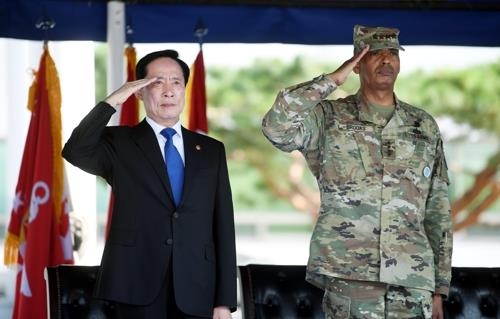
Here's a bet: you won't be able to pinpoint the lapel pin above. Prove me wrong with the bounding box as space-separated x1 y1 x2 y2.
196 145 201 151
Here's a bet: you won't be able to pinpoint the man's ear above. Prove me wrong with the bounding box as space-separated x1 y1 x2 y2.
134 90 143 100
353 62 361 74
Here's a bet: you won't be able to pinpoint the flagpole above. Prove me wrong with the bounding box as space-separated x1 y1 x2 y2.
105 20 139 239
107 1 125 126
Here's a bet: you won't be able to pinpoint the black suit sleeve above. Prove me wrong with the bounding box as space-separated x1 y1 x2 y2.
62 102 116 179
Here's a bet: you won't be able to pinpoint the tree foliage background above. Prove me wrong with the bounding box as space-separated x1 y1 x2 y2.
95 45 500 230
205 55 500 230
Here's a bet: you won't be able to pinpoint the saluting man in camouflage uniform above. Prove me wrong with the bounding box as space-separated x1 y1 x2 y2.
262 25 453 319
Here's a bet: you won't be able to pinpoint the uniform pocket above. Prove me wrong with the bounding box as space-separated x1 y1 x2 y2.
398 138 435 205
324 126 367 184
386 286 433 319
322 288 351 319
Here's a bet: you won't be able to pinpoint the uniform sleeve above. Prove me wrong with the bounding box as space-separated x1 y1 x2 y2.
261 74 337 153
424 138 453 297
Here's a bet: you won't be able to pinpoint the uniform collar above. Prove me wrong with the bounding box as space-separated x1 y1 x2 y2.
355 90 407 127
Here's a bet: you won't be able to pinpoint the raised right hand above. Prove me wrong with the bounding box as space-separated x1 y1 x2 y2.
327 45 369 86
104 77 158 108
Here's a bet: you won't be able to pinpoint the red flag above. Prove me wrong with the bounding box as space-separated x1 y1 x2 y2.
106 45 139 238
119 45 139 126
4 44 73 319
185 48 208 133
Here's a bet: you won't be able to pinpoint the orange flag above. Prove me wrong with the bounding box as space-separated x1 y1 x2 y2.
4 43 73 319
106 45 139 238
185 47 208 133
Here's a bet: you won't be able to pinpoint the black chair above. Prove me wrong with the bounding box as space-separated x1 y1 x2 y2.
238 264 324 319
444 267 500 319
44 264 117 319
46 264 500 319
238 264 500 319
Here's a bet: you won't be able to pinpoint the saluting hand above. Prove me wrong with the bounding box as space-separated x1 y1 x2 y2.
327 45 370 86
104 77 158 108
213 306 232 319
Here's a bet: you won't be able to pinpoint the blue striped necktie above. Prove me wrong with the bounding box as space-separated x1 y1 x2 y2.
160 128 184 206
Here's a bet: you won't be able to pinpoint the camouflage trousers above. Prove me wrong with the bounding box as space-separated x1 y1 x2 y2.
322 278 433 319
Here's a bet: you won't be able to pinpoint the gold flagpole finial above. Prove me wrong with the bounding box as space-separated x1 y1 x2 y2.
35 7 56 45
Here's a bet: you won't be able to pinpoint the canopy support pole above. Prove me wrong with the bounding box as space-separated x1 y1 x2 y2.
106 1 126 125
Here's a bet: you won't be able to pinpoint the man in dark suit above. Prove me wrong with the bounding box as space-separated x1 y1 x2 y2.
62 49 237 319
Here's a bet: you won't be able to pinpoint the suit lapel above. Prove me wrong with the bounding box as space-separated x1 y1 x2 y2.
181 127 204 205
130 120 174 206
129 123 206 208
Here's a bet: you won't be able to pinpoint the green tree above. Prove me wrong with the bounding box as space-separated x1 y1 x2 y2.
206 56 500 230
396 61 500 135
207 57 359 215
94 44 107 103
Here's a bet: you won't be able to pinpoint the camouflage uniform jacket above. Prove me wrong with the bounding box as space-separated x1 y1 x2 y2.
262 74 453 296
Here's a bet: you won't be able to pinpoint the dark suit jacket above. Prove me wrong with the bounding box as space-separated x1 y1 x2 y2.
62 102 237 317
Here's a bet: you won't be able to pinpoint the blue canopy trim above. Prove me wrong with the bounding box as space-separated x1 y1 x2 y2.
0 1 499 46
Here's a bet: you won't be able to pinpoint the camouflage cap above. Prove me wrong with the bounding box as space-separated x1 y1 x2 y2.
353 24 405 54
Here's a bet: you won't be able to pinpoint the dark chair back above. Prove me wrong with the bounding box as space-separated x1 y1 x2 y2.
44 265 118 319
46 264 500 318
238 264 500 319
444 267 500 319
238 264 324 319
